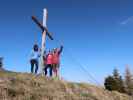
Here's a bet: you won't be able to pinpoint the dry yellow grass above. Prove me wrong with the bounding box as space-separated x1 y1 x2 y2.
0 71 132 100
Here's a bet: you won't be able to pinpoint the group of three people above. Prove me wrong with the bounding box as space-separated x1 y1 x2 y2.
30 44 63 78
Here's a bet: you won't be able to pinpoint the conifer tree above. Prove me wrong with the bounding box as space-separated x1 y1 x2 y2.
118 76 126 93
124 66 133 95
104 76 116 91
104 68 125 93
112 68 121 91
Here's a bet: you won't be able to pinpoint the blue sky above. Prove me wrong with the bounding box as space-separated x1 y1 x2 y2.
0 0 133 85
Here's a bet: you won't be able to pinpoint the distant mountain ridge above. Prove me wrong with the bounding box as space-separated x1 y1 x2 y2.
0 71 132 100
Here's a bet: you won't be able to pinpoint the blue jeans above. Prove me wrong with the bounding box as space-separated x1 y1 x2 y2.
30 59 38 74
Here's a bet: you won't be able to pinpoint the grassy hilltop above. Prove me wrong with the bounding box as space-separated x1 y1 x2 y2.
0 71 132 100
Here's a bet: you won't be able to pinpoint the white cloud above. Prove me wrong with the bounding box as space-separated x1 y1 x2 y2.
121 16 133 25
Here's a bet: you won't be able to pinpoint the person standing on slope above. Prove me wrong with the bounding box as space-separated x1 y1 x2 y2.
30 44 40 74
52 45 63 78
45 50 53 77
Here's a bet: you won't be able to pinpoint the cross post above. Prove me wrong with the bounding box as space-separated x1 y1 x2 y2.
31 8 54 74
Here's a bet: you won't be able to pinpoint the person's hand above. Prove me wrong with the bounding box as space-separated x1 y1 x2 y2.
61 45 63 48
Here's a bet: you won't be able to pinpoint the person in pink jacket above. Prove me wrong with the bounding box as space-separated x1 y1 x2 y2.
44 50 53 77
52 45 63 77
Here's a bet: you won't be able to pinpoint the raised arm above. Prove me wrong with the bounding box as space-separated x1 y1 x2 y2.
58 45 63 55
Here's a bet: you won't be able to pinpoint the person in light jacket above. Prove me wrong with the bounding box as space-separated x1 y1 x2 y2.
30 44 40 74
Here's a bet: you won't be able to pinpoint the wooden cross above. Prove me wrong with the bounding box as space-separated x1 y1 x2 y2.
31 8 53 74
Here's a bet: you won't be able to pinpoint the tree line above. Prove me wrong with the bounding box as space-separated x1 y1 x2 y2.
104 65 133 96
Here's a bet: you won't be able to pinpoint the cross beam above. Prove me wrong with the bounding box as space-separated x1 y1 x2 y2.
31 9 54 74
31 16 54 40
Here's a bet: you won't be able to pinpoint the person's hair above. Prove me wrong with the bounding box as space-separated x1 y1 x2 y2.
53 48 57 52
33 44 39 51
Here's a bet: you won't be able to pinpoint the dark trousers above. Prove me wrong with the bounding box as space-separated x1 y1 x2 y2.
30 59 38 74
44 64 53 77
